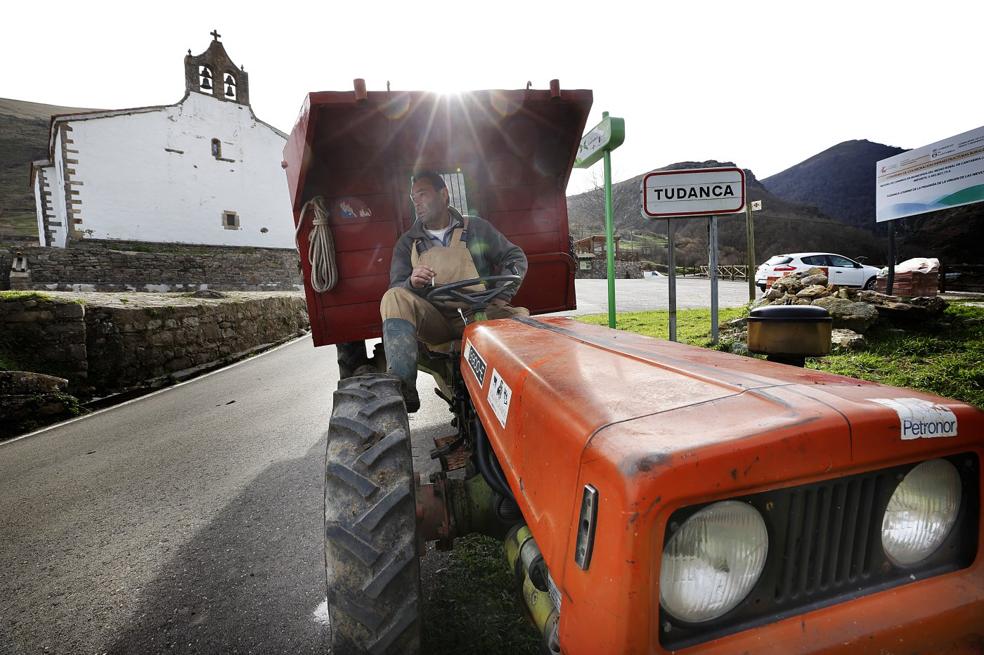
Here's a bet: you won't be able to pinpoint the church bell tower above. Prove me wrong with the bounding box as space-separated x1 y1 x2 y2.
184 30 250 106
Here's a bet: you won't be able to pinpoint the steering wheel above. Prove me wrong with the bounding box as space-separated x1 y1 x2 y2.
424 274 522 308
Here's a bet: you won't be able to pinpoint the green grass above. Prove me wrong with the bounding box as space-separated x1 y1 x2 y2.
815 303 984 408
0 290 53 302
423 535 540 654
577 303 984 409
578 306 748 346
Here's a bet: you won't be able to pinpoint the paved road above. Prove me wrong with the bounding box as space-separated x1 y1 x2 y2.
0 278 753 653
559 277 758 315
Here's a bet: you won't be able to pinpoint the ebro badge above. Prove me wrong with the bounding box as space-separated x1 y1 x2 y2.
464 340 487 385
487 369 512 428
872 398 959 440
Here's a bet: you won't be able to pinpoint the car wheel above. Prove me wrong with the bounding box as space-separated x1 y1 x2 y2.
863 277 877 290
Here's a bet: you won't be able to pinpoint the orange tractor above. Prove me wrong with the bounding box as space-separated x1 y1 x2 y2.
283 82 984 654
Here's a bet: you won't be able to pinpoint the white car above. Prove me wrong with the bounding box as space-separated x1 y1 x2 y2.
755 252 880 291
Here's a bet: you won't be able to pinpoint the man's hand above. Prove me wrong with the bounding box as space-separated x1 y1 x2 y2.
409 265 436 289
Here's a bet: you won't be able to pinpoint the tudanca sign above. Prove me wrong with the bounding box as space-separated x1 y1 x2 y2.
642 167 746 218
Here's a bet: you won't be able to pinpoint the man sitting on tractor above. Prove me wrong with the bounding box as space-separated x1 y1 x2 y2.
380 171 529 412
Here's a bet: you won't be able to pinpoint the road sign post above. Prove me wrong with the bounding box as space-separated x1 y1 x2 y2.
641 167 746 344
746 199 762 301
575 112 625 328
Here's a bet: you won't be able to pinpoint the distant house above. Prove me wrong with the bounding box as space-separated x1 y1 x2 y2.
30 33 291 249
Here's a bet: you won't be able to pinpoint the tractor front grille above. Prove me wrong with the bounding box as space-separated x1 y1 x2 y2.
660 454 979 650
775 475 881 603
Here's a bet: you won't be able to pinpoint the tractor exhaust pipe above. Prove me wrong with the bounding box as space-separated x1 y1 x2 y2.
505 525 561 654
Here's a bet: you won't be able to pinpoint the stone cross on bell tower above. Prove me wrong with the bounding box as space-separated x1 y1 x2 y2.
184 31 250 105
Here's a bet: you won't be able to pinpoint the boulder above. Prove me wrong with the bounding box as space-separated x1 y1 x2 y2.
813 297 879 333
831 329 866 352
775 276 804 293
764 287 784 300
796 285 829 299
800 273 829 287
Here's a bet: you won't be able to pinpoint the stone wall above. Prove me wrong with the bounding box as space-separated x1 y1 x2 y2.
0 293 89 393
575 258 644 279
0 291 308 398
84 294 308 392
0 239 302 292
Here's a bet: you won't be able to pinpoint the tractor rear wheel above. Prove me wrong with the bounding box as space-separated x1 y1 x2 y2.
324 374 421 654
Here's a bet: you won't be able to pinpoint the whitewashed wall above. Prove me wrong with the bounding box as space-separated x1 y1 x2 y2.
63 93 292 248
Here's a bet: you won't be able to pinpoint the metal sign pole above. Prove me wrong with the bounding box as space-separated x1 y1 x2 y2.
745 202 756 301
887 222 896 295
667 219 677 341
573 111 625 329
709 215 719 344
603 145 617 328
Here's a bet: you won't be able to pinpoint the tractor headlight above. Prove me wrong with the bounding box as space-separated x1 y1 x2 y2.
659 500 768 623
882 459 962 567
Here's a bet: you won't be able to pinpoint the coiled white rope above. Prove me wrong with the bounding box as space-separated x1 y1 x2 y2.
296 196 338 293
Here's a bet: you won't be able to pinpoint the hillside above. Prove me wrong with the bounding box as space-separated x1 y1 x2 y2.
567 161 887 268
762 140 905 228
0 98 96 237
762 139 984 264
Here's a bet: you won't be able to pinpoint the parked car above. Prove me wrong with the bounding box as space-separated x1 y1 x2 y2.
755 252 880 291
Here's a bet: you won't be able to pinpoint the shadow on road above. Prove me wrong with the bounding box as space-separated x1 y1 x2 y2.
105 438 331 654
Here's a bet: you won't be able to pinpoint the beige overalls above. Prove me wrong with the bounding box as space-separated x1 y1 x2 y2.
380 217 529 347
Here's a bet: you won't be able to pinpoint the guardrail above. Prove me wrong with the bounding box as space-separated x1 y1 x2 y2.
698 265 748 280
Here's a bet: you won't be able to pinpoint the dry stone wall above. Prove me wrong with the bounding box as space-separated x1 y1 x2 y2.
0 293 89 393
0 291 308 398
84 294 308 392
0 239 302 292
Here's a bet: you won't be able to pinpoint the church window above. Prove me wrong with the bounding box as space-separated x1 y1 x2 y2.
198 65 214 93
223 211 240 229
224 72 238 101
211 139 222 158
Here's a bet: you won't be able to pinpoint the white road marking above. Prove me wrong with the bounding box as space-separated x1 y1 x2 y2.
312 598 331 627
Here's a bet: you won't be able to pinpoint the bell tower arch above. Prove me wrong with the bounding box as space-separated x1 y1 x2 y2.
183 30 250 105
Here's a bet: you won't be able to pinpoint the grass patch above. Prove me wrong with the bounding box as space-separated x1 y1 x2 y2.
423 534 540 654
578 306 748 347
815 303 984 409
0 290 53 302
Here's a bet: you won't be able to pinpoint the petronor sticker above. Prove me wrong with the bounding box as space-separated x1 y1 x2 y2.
871 398 958 440
464 340 487 385
487 369 512 428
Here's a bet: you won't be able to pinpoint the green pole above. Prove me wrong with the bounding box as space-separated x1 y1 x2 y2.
603 145 616 328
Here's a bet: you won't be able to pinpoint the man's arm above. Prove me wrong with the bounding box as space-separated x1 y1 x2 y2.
469 217 528 300
389 234 424 294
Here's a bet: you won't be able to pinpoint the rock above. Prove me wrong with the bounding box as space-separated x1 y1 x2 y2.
192 289 226 299
726 317 748 328
831 329 866 352
775 276 803 293
812 297 879 333
764 287 783 300
0 371 68 395
796 285 828 299
800 273 829 287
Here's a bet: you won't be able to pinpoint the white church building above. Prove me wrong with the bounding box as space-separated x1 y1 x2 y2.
31 33 292 249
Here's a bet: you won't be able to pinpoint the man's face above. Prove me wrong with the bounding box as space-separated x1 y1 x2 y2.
411 178 449 228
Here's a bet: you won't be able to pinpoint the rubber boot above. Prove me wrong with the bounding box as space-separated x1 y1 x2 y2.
382 318 420 413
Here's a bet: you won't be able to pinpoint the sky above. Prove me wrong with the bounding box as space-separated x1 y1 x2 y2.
4 0 981 195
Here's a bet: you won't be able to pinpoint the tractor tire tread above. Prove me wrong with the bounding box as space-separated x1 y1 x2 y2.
325 373 420 655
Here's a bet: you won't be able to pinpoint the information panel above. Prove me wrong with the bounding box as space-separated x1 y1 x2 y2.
876 124 984 222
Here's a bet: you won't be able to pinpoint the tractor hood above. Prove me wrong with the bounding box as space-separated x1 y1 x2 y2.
460 316 984 585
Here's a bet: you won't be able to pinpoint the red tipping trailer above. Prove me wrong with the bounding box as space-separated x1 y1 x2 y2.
282 82 592 346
